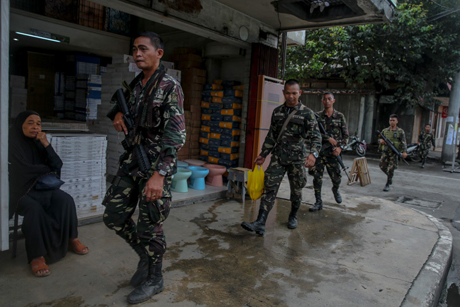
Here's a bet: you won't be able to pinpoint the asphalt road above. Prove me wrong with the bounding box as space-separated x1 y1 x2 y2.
333 152 460 307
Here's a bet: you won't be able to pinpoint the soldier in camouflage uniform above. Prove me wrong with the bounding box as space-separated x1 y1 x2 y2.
241 79 321 235
102 32 186 304
418 124 436 168
308 92 349 211
379 114 407 192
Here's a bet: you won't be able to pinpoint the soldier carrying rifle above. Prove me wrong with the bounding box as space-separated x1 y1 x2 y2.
378 114 408 192
102 32 186 304
308 92 349 211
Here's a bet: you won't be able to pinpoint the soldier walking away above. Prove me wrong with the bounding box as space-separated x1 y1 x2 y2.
102 32 186 304
418 124 436 168
241 79 321 235
308 92 349 211
379 114 407 192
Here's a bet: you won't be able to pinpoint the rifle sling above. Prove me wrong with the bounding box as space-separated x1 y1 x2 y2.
276 104 307 144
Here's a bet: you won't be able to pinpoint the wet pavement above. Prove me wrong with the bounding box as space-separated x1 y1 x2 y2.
0 179 451 307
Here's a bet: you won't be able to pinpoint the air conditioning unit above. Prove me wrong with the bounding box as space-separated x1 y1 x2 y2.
204 42 245 59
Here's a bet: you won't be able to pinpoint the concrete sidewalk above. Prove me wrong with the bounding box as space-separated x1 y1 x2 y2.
0 184 452 307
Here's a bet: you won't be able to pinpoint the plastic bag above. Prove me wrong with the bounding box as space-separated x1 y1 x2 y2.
247 166 265 201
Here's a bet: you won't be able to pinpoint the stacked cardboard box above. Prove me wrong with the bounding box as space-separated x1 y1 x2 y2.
9 75 27 118
88 54 138 176
49 133 107 218
199 80 243 168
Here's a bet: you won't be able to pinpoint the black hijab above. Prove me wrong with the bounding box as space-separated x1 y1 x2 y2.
9 111 51 218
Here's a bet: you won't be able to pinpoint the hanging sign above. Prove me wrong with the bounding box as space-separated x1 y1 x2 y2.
442 106 448 118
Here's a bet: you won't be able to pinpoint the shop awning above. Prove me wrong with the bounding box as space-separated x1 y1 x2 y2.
217 0 396 32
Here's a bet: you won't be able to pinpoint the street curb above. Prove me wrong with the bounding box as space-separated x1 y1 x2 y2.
400 210 453 307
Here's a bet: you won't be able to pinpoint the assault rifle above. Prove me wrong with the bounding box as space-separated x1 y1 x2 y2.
114 88 151 176
376 130 409 165
314 113 351 181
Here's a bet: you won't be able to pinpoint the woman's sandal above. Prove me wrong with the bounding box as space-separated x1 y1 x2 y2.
68 239 89 255
31 256 50 277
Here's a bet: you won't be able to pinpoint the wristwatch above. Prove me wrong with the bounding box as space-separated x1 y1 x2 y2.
158 170 167 176
311 152 319 158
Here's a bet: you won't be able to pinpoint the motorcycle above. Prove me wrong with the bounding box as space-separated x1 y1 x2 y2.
344 135 367 156
406 143 421 162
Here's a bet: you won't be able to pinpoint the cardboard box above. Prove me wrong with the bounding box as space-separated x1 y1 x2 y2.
163 61 175 70
190 134 200 142
190 105 201 114
183 90 202 100
178 59 202 69
182 68 206 78
191 119 201 128
112 54 134 64
182 83 204 92
167 69 181 83
182 75 206 85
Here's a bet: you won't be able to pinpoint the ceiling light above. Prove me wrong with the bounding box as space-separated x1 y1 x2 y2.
15 32 60 43
13 38 18 41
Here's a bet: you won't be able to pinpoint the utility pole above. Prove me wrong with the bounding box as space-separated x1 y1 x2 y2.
442 71 460 163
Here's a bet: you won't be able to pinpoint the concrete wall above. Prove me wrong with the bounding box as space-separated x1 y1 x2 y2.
0 0 9 251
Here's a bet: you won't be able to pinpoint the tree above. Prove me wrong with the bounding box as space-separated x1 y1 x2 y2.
284 0 460 108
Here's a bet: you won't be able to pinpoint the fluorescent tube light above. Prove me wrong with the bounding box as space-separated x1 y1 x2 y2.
15 32 60 43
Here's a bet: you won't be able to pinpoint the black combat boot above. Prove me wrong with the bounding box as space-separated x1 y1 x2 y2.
127 261 164 304
421 159 425 168
130 244 150 288
332 187 342 204
309 192 323 212
383 178 390 192
241 209 269 236
287 205 300 229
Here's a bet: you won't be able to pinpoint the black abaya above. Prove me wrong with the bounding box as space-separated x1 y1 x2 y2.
16 189 78 263
9 111 79 263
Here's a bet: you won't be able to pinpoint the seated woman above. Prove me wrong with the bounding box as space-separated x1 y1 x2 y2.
9 111 89 277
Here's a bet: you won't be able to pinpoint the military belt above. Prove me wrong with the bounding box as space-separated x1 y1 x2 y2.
111 176 135 188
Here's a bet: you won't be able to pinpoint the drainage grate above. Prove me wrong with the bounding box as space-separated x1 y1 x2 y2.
396 196 441 209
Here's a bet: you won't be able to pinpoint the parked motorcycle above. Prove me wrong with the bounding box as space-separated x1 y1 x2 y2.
406 143 421 162
344 135 367 156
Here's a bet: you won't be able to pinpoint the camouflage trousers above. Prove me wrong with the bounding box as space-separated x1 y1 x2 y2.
260 156 307 212
419 147 430 160
102 175 172 264
379 151 399 180
308 152 341 194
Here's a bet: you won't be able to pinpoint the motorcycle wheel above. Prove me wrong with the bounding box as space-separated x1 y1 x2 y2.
355 144 366 156
408 151 421 162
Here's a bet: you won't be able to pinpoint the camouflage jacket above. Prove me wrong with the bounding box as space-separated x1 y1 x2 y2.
379 127 407 153
418 132 435 150
260 102 322 165
108 69 186 178
317 109 349 153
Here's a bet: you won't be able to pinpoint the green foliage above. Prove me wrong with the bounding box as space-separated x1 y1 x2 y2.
284 0 460 107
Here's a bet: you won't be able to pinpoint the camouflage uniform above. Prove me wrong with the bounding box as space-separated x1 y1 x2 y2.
259 103 322 212
308 110 348 195
103 65 186 264
418 132 435 161
379 127 407 180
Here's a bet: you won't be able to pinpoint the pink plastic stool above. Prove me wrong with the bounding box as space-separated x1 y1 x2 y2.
204 164 227 187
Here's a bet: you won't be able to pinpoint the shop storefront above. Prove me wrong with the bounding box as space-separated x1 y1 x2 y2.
0 0 396 251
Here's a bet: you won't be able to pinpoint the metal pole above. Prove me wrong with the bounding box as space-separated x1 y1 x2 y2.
280 32 287 80
442 71 460 163
0 0 10 251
